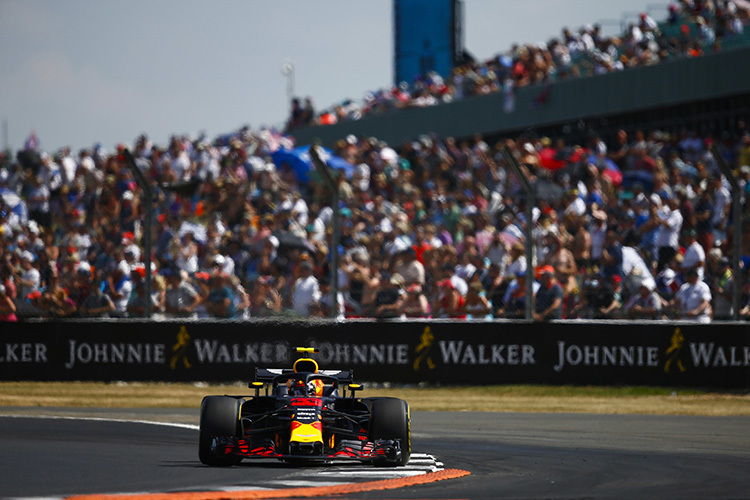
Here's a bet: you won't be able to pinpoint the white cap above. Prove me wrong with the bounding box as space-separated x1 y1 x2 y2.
122 190 134 201
21 250 35 262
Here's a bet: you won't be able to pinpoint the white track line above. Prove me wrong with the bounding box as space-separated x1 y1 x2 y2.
0 414 199 430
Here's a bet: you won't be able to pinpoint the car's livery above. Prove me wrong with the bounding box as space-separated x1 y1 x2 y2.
199 347 411 466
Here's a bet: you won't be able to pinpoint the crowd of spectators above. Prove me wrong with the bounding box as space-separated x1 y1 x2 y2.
2 122 750 323
2 1 750 324
287 0 749 130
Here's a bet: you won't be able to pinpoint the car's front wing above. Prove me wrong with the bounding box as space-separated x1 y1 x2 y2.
211 436 403 463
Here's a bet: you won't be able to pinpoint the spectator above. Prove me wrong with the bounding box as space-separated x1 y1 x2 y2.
248 276 282 317
671 268 712 322
605 274 625 318
694 186 715 253
497 269 538 318
191 272 212 318
738 274 750 320
104 267 132 316
655 194 683 272
373 273 406 319
36 273 76 318
681 229 706 280
79 279 116 318
230 274 251 319
205 273 236 319
462 281 493 320
175 231 200 275
710 256 734 319
163 268 200 318
291 262 320 317
432 277 466 319
709 176 731 246
533 265 564 321
127 279 155 318
402 283 431 318
505 242 527 280
600 228 624 280
391 247 425 287
570 273 611 319
318 275 345 319
0 284 17 321
14 250 40 300
624 281 664 319
542 228 578 298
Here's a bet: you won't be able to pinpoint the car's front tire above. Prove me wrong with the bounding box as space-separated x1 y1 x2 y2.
368 397 411 466
199 396 243 466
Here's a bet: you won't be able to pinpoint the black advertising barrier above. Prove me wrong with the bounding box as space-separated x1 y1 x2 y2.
1 320 749 388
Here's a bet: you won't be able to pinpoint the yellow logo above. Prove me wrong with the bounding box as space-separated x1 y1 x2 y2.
170 326 192 370
664 327 686 373
413 326 436 371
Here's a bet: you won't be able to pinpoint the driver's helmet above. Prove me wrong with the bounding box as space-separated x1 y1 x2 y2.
287 378 325 396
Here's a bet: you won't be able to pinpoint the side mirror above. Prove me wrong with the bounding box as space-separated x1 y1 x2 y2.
250 381 264 397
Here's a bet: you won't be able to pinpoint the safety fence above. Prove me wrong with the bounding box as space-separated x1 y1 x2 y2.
2 319 749 388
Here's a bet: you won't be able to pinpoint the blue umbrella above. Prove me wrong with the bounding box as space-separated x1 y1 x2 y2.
271 145 353 183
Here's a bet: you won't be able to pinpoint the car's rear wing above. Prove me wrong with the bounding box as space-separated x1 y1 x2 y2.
254 367 354 384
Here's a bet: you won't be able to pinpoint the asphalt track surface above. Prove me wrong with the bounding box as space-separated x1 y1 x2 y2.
1 409 750 499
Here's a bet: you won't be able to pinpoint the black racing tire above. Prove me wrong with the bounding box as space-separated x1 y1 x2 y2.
368 397 411 466
199 396 243 466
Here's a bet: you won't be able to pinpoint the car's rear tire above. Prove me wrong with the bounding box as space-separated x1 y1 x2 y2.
199 396 243 466
368 397 410 466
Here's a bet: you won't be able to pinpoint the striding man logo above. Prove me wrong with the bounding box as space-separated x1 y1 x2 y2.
170 326 192 370
664 327 686 373
413 326 436 371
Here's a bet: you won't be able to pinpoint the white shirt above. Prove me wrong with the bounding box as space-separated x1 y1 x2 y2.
112 279 133 313
624 291 662 313
675 280 712 323
656 208 683 249
19 267 40 298
589 222 607 260
354 163 370 191
503 279 541 305
39 163 62 192
79 156 96 172
681 241 706 280
27 184 50 213
622 246 655 285
292 275 321 316
450 275 468 297
505 257 527 279
60 155 77 186
712 185 731 226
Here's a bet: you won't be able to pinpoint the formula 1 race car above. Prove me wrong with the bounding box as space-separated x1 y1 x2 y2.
198 347 410 467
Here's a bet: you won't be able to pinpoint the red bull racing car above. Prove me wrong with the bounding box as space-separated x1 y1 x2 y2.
198 348 411 467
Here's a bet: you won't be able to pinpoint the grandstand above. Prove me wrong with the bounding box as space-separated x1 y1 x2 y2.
290 1 750 148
